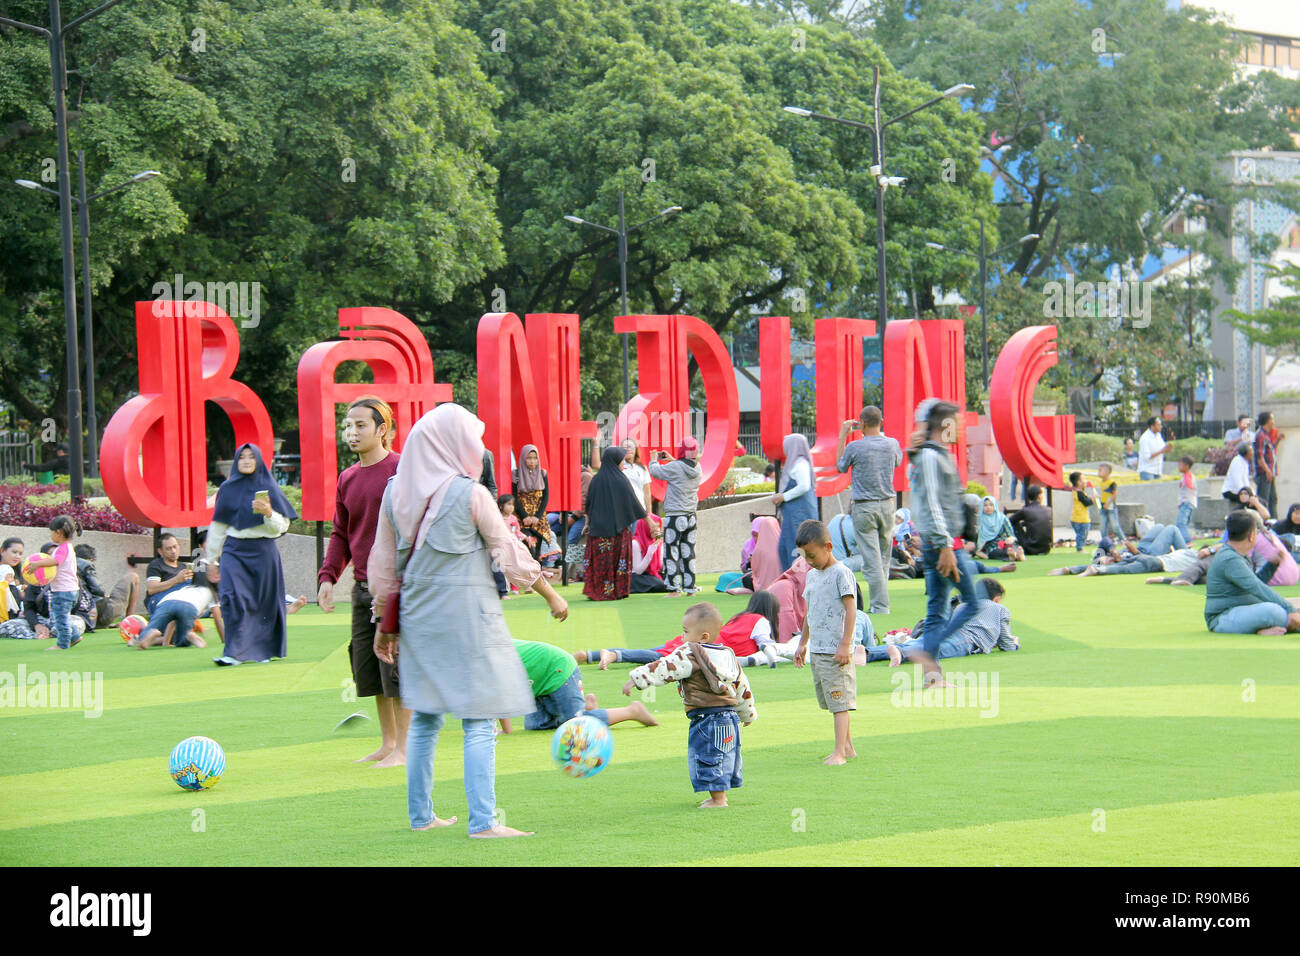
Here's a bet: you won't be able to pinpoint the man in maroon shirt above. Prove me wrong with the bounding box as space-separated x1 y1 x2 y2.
317 397 407 767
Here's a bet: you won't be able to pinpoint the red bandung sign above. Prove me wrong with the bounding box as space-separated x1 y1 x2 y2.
100 302 1074 526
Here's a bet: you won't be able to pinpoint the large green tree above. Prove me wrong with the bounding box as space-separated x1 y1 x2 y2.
1 0 503 437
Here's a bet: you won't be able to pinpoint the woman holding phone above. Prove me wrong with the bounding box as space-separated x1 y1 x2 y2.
205 443 298 665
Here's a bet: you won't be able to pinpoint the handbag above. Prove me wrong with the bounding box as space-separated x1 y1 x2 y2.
378 497 431 636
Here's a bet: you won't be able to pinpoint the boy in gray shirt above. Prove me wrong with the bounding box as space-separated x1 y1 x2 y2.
792 519 859 765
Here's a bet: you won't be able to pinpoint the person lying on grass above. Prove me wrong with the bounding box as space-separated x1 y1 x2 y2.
1048 542 1210 579
622 602 756 808
497 639 657 734
577 590 786 669
865 578 1019 666
1204 510 1300 635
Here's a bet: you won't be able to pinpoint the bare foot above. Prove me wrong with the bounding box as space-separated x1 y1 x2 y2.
598 650 618 670
998 563 1017 573
1078 565 1099 577
412 815 457 831
666 590 687 598
886 644 902 668
288 595 308 614
845 743 857 758
1047 567 1070 576
852 645 866 666
1256 626 1287 636
469 825 534 838
354 747 392 763
697 797 728 808
188 633 207 648
823 753 847 766
628 701 659 727
373 751 406 768
1145 576 1165 584
924 678 955 689
574 650 588 663
1171 580 1191 587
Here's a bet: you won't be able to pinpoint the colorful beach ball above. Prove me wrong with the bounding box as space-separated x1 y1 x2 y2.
551 715 613 779
169 736 226 791
21 546 62 587
119 614 147 642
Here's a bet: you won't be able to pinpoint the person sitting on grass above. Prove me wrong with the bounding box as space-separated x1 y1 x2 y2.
130 563 223 649
1203 509 1300 635
867 578 1019 665
630 514 671 594
498 639 657 733
578 590 787 669
622 602 756 808
73 544 141 629
790 519 859 766
975 496 1024 562
1009 485 1053 556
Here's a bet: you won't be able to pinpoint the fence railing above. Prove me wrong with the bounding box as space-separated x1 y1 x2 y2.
0 430 35 481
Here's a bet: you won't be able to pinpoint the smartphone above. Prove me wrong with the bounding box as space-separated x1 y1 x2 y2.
254 490 270 500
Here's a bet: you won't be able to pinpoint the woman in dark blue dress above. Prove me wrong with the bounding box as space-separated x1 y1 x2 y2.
204 444 297 665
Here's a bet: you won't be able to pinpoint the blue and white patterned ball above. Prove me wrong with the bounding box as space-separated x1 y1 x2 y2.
169 736 226 791
551 715 613 779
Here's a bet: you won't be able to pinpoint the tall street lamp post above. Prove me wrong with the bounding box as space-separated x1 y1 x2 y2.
2 0 131 501
926 226 1039 389
784 75 973 406
564 191 682 403
16 162 161 479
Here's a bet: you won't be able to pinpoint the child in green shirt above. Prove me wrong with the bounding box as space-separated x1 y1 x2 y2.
504 639 658 733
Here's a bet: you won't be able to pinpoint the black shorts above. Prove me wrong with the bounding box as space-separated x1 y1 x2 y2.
349 581 399 698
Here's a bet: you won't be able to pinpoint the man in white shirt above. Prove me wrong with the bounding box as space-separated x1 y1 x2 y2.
1224 415 1254 446
1223 443 1254 502
1137 418 1173 480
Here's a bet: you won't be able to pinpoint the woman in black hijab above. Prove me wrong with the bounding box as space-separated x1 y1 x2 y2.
582 445 647 601
204 443 298 664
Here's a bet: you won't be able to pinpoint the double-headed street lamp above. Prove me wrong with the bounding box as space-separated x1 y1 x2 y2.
564 190 682 403
16 161 161 479
926 225 1039 389
2 0 131 501
785 72 973 406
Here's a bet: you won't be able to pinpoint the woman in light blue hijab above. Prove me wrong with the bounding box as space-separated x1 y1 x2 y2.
975 495 1023 561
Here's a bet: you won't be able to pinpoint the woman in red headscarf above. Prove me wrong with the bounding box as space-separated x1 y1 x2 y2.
630 515 671 593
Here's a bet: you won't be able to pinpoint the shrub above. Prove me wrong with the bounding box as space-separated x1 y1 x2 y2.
1175 437 1220 464
965 481 988 498
734 454 768 472
1072 433 1124 463
1204 444 1236 477
0 483 147 534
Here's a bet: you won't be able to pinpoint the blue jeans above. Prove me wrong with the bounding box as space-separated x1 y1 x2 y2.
1009 475 1022 501
586 647 662 664
1137 524 1186 555
919 544 980 657
866 632 971 662
49 590 77 649
406 712 498 833
1071 521 1090 550
687 708 743 792
1211 603 1289 634
1175 502 1195 542
146 600 200 647
524 669 607 730
1099 508 1122 541
1139 471 1160 481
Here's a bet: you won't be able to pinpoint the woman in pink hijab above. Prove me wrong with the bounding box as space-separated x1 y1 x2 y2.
370 404 568 838
726 516 779 595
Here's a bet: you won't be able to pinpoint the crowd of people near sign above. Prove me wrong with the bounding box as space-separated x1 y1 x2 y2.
4 396 1296 831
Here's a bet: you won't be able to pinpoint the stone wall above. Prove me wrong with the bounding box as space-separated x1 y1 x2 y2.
0 524 349 600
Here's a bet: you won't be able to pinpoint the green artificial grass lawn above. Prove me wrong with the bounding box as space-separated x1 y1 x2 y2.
2 546 1298 867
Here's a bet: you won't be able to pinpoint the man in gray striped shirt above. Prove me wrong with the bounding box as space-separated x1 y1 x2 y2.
865 578 1019 663
836 405 902 614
